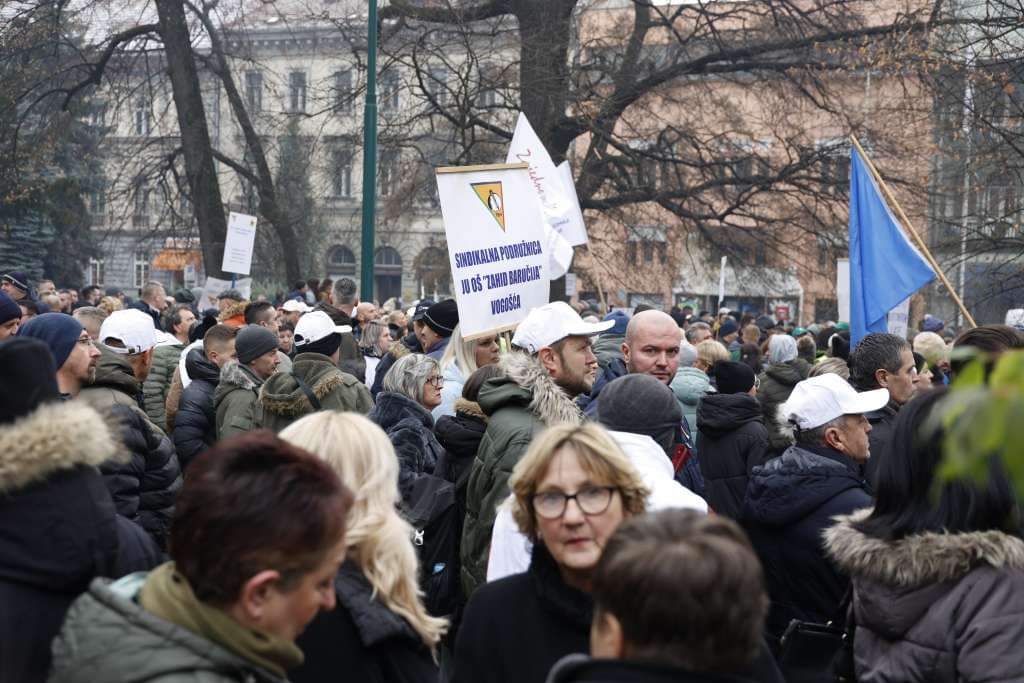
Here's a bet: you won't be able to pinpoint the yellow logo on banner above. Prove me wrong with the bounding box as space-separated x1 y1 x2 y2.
471 181 506 232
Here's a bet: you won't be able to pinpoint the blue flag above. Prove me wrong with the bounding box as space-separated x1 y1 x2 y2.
849 146 934 347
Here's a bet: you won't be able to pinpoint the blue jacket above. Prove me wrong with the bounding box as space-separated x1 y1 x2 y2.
576 358 626 417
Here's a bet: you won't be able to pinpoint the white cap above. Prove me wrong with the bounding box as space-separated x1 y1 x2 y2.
511 302 614 355
293 310 352 347
281 299 312 313
99 309 159 355
782 373 890 430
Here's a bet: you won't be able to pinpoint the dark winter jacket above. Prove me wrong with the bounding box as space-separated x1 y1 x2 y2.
371 332 421 398
545 655 758 683
435 398 488 487
755 359 811 455
368 391 446 503
128 299 162 331
312 301 366 381
257 352 373 433
826 509 1024 683
142 342 184 432
172 348 219 471
862 400 899 487
48 575 286 683
741 445 871 643
576 357 626 417
214 360 264 439
291 561 438 683
696 392 769 518
462 352 581 597
0 400 160 683
80 349 183 548
453 542 592 683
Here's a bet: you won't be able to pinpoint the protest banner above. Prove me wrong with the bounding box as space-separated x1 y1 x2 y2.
222 212 258 276
436 162 550 340
199 276 252 311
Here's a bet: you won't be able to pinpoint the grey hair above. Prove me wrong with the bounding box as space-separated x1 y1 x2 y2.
383 353 439 403
685 322 711 344
775 404 845 449
359 319 390 355
767 335 798 365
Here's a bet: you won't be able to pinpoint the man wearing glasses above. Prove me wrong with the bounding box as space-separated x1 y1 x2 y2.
16 312 101 399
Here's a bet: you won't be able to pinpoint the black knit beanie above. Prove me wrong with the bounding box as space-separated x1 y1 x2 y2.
235 326 280 364
423 299 459 337
597 374 682 453
711 360 755 394
0 337 60 424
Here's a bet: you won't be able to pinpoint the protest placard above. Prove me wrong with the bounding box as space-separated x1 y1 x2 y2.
436 162 550 340
222 212 258 276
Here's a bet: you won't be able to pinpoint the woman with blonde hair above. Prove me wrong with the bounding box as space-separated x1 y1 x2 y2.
281 412 447 683
692 338 730 374
433 323 501 419
453 423 648 683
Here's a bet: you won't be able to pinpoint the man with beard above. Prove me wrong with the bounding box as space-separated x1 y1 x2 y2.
461 302 613 596
17 313 101 398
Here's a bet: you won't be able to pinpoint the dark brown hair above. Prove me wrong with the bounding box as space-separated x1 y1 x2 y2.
203 323 238 352
170 431 352 605
592 510 768 674
461 364 503 402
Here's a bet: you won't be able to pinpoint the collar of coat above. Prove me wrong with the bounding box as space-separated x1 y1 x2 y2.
499 351 582 425
454 398 486 421
219 360 262 391
0 400 121 494
258 353 346 416
825 507 1024 587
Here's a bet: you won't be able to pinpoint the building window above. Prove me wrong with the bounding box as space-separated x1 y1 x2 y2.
335 69 353 112
379 148 399 197
426 66 448 105
326 245 356 279
245 71 263 112
380 70 399 111
627 226 667 265
133 183 151 228
133 251 150 288
331 148 353 198
476 63 499 108
374 246 403 302
87 186 106 225
87 101 106 128
89 258 105 286
133 95 151 136
288 71 307 113
415 246 451 297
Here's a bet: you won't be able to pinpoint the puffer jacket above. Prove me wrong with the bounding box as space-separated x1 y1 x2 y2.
172 348 220 471
214 360 264 440
371 332 421 398
696 392 769 518
0 400 160 683
80 348 182 548
826 509 1024 683
755 359 810 455
48 575 286 683
741 445 870 643
575 357 626 417
461 352 581 598
368 391 446 503
312 301 366 381
671 366 711 445
142 341 184 432
257 352 373 433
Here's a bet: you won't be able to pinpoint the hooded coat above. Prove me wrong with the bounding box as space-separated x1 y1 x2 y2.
214 360 264 439
291 561 438 683
79 349 183 548
461 352 582 597
671 366 712 444
696 393 769 518
755 359 811 455
257 352 373 433
0 401 160 683
591 332 625 370
825 509 1024 683
368 391 446 502
142 341 184 432
172 347 220 470
741 445 871 642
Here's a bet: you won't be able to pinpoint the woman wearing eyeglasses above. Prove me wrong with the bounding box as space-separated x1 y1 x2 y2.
451 423 649 683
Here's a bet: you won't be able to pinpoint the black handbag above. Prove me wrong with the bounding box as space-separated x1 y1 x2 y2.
776 589 856 683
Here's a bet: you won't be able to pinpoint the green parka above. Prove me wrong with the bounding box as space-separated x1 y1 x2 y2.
142 342 184 432
256 352 373 433
214 361 264 440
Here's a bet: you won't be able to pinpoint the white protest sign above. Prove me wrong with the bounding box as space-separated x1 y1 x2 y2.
436 162 550 340
199 275 252 311
887 297 911 339
837 258 850 322
507 113 588 247
718 256 727 306
222 212 258 275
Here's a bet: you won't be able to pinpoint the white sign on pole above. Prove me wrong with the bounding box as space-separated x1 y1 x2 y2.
565 273 578 297
436 163 550 340
222 212 258 275
199 276 253 311
837 258 850 322
507 113 588 247
718 256 727 307
887 297 911 339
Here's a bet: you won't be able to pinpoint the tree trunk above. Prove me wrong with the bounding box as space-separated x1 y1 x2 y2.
155 0 229 280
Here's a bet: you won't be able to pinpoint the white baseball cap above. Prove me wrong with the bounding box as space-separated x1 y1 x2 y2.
99 309 159 355
293 310 352 347
281 299 313 313
782 373 890 431
511 302 614 355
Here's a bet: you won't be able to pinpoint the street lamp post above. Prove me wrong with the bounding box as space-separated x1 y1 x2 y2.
360 0 378 300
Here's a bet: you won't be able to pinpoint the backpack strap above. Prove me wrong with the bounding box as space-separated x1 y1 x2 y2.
292 373 321 411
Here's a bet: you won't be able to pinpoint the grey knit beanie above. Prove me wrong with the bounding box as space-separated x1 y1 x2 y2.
236 325 280 364
597 374 682 453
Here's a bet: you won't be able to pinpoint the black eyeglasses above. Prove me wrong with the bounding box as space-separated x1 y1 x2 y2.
532 486 616 520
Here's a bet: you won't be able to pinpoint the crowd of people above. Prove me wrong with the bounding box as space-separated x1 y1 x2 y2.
2 266 1024 683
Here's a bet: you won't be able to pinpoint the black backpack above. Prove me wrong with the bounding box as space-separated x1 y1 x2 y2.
403 474 463 617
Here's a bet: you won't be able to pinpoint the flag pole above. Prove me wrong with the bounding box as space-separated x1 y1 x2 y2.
849 135 977 329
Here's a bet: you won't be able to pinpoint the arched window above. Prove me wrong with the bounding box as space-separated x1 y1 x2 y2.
415 246 451 298
374 246 403 302
326 245 356 279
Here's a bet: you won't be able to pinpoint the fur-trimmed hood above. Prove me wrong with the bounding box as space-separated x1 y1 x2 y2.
258 353 348 416
216 300 248 325
478 352 581 426
213 360 262 406
0 400 120 494
454 398 486 421
825 507 1024 587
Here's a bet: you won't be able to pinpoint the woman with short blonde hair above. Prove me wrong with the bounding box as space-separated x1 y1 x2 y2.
281 412 447 683
693 339 730 373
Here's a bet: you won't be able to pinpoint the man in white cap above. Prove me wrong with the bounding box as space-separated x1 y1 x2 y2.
740 373 888 647
461 301 613 597
79 309 182 549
